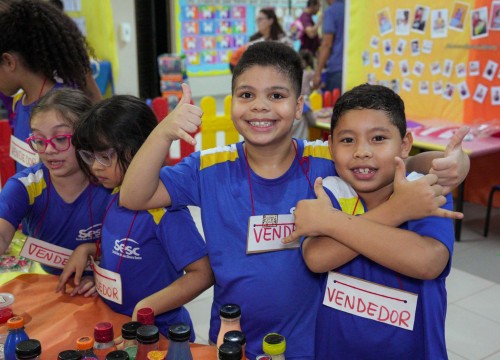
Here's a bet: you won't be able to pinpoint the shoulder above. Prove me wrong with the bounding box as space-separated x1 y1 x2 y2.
322 176 364 214
12 164 47 205
199 143 240 170
302 140 332 160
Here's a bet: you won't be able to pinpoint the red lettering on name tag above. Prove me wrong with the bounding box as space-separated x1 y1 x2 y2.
253 223 295 243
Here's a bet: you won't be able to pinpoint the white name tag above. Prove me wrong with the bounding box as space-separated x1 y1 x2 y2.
246 214 299 254
323 272 418 331
20 236 91 270
91 257 123 305
10 135 39 167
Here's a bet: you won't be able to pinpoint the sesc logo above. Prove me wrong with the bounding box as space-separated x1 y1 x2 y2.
112 238 142 260
77 224 102 241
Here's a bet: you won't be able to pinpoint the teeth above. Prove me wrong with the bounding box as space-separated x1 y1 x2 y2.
355 168 373 174
249 121 272 127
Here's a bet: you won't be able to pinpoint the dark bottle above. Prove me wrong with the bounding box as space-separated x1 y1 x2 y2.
135 325 159 360
165 323 192 360
14 339 41 360
121 321 142 360
218 342 242 360
58 350 83 360
216 304 241 349
223 330 246 357
105 350 130 360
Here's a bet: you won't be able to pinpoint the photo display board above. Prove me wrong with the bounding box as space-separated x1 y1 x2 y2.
345 0 500 124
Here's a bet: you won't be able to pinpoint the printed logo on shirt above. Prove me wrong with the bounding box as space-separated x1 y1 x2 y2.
112 238 142 260
76 224 102 241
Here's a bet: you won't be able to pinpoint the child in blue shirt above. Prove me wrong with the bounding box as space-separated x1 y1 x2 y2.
56 95 213 340
285 84 455 359
0 89 110 292
120 42 468 359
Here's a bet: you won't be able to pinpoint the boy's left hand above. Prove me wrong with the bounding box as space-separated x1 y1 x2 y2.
430 126 470 194
283 177 336 244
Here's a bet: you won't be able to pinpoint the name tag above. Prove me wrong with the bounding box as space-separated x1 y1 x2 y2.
20 236 90 270
91 257 123 305
10 135 39 167
323 272 418 331
246 214 299 254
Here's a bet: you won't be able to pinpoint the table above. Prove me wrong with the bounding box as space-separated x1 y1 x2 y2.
0 274 217 359
313 115 500 241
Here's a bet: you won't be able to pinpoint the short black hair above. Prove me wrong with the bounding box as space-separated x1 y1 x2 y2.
232 41 303 98
331 84 407 138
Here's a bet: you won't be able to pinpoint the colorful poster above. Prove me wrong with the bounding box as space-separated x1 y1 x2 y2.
345 0 500 124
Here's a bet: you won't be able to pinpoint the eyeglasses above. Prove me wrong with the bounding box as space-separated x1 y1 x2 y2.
256 16 268 22
78 149 116 167
26 134 73 154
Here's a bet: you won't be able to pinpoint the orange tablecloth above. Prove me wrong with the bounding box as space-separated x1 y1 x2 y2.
0 274 217 359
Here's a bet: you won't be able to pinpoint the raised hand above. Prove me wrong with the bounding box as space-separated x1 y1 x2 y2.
282 177 336 244
159 83 203 145
430 126 470 194
392 157 463 220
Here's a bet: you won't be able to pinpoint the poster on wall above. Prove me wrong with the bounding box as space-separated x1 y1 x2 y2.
345 0 500 125
174 0 308 76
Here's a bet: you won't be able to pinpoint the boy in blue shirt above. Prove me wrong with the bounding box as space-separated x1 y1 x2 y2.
285 84 455 359
121 42 467 359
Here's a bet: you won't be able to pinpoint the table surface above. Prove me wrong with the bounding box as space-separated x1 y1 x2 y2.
0 274 217 359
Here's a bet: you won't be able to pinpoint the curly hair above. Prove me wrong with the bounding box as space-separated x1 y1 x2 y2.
0 0 92 89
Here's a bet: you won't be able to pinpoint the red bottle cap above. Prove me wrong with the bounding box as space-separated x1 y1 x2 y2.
0 308 13 324
137 307 154 325
94 322 114 343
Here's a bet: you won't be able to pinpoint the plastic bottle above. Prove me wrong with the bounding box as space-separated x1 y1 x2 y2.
121 322 142 360
136 308 155 326
58 350 82 360
76 336 98 360
135 326 159 360
216 304 241 349
218 343 242 360
165 324 192 360
262 333 286 360
223 330 246 358
14 339 41 360
4 316 29 360
105 350 129 360
93 323 117 360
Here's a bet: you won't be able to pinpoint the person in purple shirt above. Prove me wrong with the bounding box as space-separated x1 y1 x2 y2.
298 0 322 56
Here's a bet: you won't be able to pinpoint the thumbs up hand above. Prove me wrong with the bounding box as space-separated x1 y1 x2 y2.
159 83 203 145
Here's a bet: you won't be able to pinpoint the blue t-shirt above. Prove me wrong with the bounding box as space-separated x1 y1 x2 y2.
160 140 336 360
98 191 207 341
323 0 345 74
314 176 454 360
0 163 110 274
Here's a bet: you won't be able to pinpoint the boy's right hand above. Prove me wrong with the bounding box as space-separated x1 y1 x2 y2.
56 243 95 297
392 157 464 221
159 83 203 145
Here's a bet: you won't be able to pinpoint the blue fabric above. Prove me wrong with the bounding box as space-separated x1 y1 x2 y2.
160 140 337 360
99 192 207 341
315 176 454 360
0 163 111 274
322 0 345 74
92 60 114 95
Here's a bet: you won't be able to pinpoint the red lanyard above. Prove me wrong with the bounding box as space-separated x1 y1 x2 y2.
34 174 94 240
243 141 313 216
96 193 138 272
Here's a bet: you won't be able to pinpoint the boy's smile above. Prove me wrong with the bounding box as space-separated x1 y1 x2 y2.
231 65 303 150
329 109 412 208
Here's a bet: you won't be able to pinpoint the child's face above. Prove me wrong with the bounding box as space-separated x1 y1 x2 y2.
232 65 303 149
89 149 123 189
328 109 412 203
30 110 80 178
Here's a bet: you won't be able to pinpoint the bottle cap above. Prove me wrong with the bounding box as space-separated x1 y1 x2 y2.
0 307 13 324
7 315 24 329
218 342 242 360
146 350 166 360
167 323 191 342
94 322 114 343
223 330 246 346
136 325 159 344
121 321 142 340
15 339 42 359
255 356 272 360
76 336 94 350
219 304 241 319
105 350 130 360
262 333 286 355
58 350 82 360
137 307 155 325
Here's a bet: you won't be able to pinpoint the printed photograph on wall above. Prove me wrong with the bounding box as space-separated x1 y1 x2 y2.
471 7 489 39
491 1 500 30
431 9 448 38
395 9 411 35
449 1 469 31
411 5 430 33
